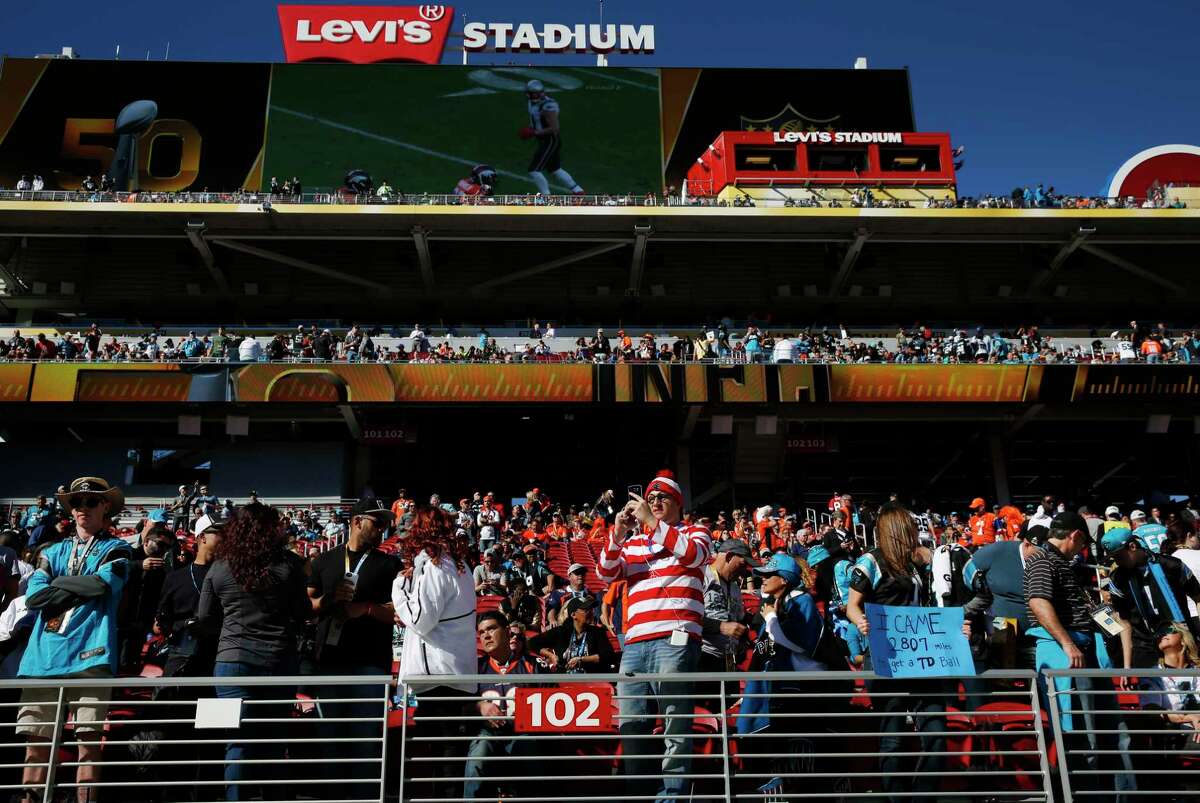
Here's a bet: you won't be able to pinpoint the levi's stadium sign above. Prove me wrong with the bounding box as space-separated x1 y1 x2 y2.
277 4 654 63
277 5 455 64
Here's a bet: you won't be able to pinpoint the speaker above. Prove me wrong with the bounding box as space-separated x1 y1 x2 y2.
711 415 733 435
225 415 249 436
755 415 778 436
178 415 201 436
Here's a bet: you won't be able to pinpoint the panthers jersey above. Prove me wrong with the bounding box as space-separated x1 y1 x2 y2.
454 178 485 197
528 95 561 132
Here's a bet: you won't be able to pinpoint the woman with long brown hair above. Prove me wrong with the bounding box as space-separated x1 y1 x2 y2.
846 505 955 803
391 505 476 798
197 502 311 801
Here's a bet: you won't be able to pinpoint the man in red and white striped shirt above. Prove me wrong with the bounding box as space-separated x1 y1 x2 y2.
599 470 711 802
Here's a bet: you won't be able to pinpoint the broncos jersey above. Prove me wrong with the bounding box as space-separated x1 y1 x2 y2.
528 95 561 133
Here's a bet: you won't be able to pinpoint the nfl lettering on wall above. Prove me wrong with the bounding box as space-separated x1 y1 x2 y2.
277 5 455 64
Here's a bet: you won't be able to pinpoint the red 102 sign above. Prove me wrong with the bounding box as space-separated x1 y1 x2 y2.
513 685 614 733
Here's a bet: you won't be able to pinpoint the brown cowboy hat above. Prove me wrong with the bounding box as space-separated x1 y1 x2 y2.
55 476 125 514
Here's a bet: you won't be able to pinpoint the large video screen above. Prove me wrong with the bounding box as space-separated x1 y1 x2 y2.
0 58 916 196
0 58 271 191
262 64 664 195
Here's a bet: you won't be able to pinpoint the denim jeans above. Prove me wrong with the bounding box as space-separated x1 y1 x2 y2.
866 678 951 803
463 728 536 800
315 662 391 801
214 657 298 802
617 637 700 802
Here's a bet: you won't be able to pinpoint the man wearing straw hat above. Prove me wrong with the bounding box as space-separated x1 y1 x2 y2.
15 476 133 803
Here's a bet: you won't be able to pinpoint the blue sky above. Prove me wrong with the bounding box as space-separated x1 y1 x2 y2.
2 0 1197 195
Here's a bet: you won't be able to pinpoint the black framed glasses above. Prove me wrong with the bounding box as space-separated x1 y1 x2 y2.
646 493 674 504
68 496 102 510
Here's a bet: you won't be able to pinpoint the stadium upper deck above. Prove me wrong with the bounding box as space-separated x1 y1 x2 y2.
0 198 1197 325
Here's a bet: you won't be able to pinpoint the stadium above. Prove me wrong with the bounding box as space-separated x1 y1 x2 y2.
0 4 1199 802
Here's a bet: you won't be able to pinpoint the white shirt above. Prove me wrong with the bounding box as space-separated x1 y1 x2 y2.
392 550 477 693
238 336 262 361
1173 549 1200 617
772 338 795 363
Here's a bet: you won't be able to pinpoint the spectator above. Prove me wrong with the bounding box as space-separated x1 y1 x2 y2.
464 611 540 801
1102 527 1200 669
16 477 133 803
197 502 311 801
738 553 834 797
391 506 476 798
700 539 756 674
500 575 541 630
966 528 1043 668
529 595 615 673
847 506 948 803
1024 511 1137 800
1145 622 1200 732
473 550 507 596
546 563 595 625
237 334 262 362
599 470 712 802
19 496 50 531
307 497 398 798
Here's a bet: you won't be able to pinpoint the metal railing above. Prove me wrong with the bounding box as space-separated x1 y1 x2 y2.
396 669 1054 802
0 674 392 803
0 188 1189 210
1043 667 1200 802
6 667 1198 801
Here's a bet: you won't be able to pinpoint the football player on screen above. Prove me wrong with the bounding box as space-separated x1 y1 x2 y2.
454 164 497 200
518 79 584 196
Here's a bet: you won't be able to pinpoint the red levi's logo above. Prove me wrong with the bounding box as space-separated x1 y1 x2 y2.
277 5 455 64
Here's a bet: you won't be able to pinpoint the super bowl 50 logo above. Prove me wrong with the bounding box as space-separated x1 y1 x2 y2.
59 118 201 192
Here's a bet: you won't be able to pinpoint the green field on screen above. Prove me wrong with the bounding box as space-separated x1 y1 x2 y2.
263 64 664 195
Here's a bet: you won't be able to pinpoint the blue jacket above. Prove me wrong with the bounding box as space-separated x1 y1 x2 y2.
19 533 132 677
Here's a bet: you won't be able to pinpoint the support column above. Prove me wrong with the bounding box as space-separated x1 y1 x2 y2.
989 427 1011 505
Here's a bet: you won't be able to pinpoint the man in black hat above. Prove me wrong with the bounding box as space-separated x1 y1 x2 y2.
306 497 398 797
1024 510 1137 799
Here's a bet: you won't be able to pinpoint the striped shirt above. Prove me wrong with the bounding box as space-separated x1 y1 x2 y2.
1023 542 1093 631
598 520 713 645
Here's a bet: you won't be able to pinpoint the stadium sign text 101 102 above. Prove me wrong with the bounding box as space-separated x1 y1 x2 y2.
513 686 614 733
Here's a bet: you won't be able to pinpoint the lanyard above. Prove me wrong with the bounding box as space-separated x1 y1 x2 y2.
189 564 202 595
345 548 370 575
67 536 100 577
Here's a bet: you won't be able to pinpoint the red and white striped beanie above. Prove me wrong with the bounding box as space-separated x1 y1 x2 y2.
646 469 683 507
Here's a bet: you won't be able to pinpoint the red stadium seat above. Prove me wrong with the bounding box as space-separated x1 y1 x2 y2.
476 594 504 613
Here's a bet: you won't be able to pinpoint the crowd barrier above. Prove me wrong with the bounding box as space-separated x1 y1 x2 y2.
0 674 392 803
0 189 1185 210
1044 668 1200 802
2 668 1196 801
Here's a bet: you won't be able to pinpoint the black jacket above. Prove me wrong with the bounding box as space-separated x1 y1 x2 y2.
197 551 310 668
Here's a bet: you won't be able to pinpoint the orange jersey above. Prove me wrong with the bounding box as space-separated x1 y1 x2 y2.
522 529 549 545
544 523 568 541
968 513 997 546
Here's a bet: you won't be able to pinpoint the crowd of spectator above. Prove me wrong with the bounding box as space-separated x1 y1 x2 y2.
0 179 1189 209
3 471 1200 801
3 320 1199 366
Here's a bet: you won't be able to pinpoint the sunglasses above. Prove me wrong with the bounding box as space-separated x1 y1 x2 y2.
69 496 102 510
646 493 674 504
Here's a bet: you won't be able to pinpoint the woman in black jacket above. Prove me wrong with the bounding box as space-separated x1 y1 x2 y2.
528 595 615 674
197 502 311 801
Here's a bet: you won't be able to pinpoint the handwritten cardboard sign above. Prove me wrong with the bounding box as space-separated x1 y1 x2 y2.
865 603 975 678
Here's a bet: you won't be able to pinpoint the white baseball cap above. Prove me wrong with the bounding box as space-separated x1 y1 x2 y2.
1130 509 1147 521
1104 505 1121 518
